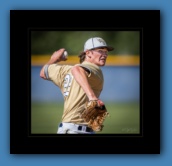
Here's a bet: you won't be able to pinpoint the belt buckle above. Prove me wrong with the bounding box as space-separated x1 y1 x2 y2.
81 125 87 132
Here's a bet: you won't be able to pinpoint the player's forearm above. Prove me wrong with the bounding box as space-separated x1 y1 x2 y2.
71 66 98 100
40 49 66 79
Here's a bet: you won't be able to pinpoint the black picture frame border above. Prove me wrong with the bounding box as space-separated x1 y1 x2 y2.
10 10 160 154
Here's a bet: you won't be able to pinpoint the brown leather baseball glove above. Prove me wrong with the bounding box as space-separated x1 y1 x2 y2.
80 100 109 132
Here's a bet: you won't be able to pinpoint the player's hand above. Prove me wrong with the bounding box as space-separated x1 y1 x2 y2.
89 98 104 107
50 48 66 63
97 99 104 106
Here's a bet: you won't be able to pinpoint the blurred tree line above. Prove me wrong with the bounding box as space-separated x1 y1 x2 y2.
31 31 140 56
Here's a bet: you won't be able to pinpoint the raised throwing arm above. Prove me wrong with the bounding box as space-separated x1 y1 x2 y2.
40 48 67 79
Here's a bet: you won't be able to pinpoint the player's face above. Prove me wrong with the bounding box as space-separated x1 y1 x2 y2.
89 48 108 66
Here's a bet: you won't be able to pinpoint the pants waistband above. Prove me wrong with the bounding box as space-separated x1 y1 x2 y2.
59 122 93 132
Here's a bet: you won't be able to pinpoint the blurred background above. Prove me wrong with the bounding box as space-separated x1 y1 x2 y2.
31 31 140 134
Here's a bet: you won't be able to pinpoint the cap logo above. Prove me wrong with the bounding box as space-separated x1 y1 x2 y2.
97 38 106 45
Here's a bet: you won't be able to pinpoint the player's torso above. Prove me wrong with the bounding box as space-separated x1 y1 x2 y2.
48 62 104 124
62 62 104 124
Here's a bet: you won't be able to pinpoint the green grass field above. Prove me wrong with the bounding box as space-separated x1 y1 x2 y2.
31 101 140 134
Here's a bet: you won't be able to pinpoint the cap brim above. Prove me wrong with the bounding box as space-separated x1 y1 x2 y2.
84 46 114 52
95 46 114 51
106 46 114 51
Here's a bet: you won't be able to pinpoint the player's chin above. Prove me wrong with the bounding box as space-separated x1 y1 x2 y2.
99 60 106 66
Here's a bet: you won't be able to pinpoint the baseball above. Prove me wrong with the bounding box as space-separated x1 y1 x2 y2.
63 51 68 59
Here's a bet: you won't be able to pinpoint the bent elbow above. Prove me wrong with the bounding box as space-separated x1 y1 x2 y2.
40 69 46 79
40 72 43 78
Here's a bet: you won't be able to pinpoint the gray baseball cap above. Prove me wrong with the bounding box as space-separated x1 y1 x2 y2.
84 37 114 52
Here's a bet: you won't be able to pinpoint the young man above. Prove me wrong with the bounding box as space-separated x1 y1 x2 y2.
40 37 114 134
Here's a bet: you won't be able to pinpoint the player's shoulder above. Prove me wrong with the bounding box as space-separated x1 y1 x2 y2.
47 64 73 75
49 64 73 69
81 61 102 72
74 63 92 74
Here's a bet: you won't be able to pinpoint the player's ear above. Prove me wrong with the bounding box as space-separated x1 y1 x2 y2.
85 50 91 59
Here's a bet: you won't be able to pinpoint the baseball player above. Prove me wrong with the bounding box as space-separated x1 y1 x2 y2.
40 37 114 134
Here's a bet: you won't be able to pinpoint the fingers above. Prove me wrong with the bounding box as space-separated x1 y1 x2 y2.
58 48 68 61
88 99 104 107
58 48 65 54
50 48 66 62
52 48 65 56
97 99 104 106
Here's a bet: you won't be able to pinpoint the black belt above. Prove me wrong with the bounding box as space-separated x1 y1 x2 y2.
59 123 93 132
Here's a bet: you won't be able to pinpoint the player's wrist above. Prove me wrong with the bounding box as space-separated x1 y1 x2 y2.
88 96 98 101
47 58 61 64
